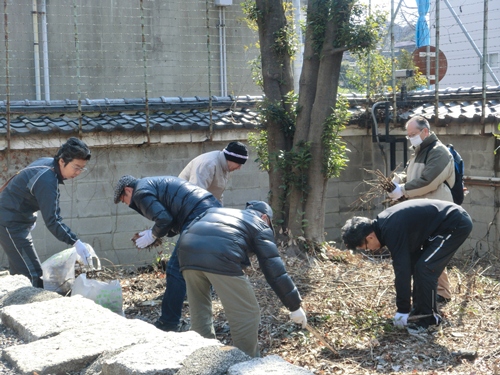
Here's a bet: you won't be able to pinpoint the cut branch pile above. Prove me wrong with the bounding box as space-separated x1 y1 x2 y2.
351 168 405 210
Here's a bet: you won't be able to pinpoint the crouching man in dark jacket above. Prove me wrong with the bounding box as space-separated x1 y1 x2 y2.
114 175 221 332
341 199 472 332
177 200 307 357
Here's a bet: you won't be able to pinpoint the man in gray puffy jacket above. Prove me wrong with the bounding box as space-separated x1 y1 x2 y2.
114 175 221 332
177 200 307 357
0 137 93 287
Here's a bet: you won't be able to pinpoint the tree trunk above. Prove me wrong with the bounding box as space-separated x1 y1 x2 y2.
286 0 323 238
255 0 294 226
303 9 346 240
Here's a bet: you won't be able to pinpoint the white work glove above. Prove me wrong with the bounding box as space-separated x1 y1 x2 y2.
290 307 307 328
388 183 403 200
391 175 401 184
393 312 409 329
74 240 91 265
135 229 156 249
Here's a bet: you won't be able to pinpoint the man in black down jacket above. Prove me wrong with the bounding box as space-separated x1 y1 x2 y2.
114 175 221 332
341 199 472 332
0 137 93 287
177 200 307 357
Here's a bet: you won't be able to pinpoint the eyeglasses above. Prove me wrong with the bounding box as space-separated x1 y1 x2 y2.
406 129 423 139
70 163 88 172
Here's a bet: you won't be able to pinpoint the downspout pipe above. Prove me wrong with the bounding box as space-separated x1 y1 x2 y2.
41 0 50 101
217 7 227 97
481 0 488 126
371 101 389 175
32 0 41 100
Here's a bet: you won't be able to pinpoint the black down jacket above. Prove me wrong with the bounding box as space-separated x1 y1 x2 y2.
178 207 302 312
128 176 215 238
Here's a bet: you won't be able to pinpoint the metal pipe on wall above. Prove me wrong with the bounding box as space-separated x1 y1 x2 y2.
434 0 440 126
390 0 397 128
41 0 50 101
481 0 488 125
464 176 500 187
218 7 227 97
32 0 41 100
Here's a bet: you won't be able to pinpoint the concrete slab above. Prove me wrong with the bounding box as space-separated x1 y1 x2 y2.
100 331 222 375
228 355 314 375
2 318 178 375
0 286 61 308
0 295 123 342
0 275 31 299
177 345 250 375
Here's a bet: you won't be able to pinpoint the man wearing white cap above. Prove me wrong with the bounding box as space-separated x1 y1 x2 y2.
179 141 248 204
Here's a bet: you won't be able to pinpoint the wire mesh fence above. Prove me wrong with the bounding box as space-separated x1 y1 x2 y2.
0 0 260 103
429 0 500 88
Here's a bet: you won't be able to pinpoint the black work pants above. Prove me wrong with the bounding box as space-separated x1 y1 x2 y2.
412 209 473 325
0 224 43 288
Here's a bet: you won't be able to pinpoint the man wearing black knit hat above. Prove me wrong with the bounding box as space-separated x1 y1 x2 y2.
179 141 248 204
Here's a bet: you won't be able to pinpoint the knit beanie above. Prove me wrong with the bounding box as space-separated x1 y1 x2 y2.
223 142 249 165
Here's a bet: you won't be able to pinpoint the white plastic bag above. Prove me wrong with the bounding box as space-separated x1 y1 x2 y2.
41 244 100 295
72 274 124 316
41 248 78 295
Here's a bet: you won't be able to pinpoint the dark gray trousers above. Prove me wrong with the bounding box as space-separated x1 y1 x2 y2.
0 224 43 287
412 210 473 325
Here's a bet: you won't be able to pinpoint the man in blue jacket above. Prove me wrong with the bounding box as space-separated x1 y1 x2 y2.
177 200 307 357
341 199 472 332
0 137 93 287
113 175 221 332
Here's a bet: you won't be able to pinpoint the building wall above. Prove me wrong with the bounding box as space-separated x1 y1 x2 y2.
429 0 500 87
0 125 497 271
0 1 260 101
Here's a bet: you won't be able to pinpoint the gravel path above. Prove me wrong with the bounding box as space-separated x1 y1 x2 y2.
0 324 23 375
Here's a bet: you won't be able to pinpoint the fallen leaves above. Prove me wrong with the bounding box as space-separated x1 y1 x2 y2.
115 243 500 374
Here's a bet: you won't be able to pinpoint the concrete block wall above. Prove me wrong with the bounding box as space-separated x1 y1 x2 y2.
0 128 498 271
0 139 269 270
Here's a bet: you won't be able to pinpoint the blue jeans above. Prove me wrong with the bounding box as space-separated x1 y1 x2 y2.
158 196 221 326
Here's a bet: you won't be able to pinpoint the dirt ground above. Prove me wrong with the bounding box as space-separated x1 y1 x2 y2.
115 244 500 375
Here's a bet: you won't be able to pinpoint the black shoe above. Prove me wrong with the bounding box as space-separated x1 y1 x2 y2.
408 312 442 333
154 319 191 332
437 295 451 304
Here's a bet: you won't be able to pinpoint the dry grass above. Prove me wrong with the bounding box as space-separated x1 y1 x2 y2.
119 245 500 375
